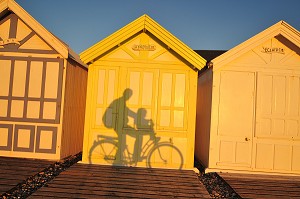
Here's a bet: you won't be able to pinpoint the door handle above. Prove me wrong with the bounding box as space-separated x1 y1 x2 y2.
245 137 250 141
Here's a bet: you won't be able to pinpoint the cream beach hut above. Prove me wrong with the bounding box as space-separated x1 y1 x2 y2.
196 21 300 175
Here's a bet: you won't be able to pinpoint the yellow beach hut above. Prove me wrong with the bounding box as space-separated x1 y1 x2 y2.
0 0 88 160
196 21 300 175
81 14 206 169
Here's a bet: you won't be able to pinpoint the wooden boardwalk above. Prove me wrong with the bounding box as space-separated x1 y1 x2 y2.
219 172 300 199
3 156 300 198
0 157 53 194
30 163 210 198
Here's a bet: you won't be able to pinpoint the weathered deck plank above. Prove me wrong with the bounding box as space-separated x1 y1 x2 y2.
219 172 300 199
30 163 210 198
0 157 53 194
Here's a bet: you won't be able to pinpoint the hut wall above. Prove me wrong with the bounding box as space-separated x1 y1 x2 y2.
60 59 88 158
195 68 213 168
0 56 65 159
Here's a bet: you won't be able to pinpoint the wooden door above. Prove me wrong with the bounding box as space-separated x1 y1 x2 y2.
86 65 189 168
118 68 158 166
119 68 189 168
86 66 121 164
255 73 300 172
216 71 255 168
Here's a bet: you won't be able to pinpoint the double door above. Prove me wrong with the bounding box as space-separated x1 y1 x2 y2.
85 64 188 167
215 71 300 173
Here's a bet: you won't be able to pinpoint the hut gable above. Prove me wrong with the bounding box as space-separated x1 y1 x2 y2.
212 21 300 71
0 0 68 58
0 12 56 53
80 14 206 70
103 32 182 63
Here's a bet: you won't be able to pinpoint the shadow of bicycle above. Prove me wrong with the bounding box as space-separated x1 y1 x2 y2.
88 89 183 169
88 133 184 170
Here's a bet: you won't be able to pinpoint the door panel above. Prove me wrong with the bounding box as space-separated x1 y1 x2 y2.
217 71 255 167
157 71 188 130
255 73 300 172
120 69 157 164
92 68 119 130
88 67 120 163
256 74 300 138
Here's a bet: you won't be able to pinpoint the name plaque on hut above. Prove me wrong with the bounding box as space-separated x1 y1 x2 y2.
132 44 156 51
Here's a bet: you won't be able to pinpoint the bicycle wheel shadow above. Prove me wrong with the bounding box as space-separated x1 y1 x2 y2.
88 88 184 170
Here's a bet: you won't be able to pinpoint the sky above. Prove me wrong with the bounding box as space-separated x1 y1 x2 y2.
15 0 300 54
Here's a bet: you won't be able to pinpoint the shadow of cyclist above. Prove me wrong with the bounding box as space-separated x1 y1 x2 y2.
100 89 157 166
89 88 182 169
102 88 136 165
132 108 157 163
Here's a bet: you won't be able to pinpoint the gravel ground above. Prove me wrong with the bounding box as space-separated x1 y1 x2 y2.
1 152 82 199
195 159 241 199
199 172 241 199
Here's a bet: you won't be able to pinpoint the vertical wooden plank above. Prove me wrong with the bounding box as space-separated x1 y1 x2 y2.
292 145 300 171
107 70 116 105
96 70 105 105
142 72 153 106
28 61 43 98
12 60 27 97
272 75 286 115
174 74 185 107
128 71 140 105
0 60 11 96
0 127 9 148
102 69 118 128
258 74 272 115
44 62 59 99
161 73 172 107
0 100 8 117
287 76 299 117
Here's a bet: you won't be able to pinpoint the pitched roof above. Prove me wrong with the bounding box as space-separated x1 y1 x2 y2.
0 0 87 68
80 14 206 70
211 20 300 69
